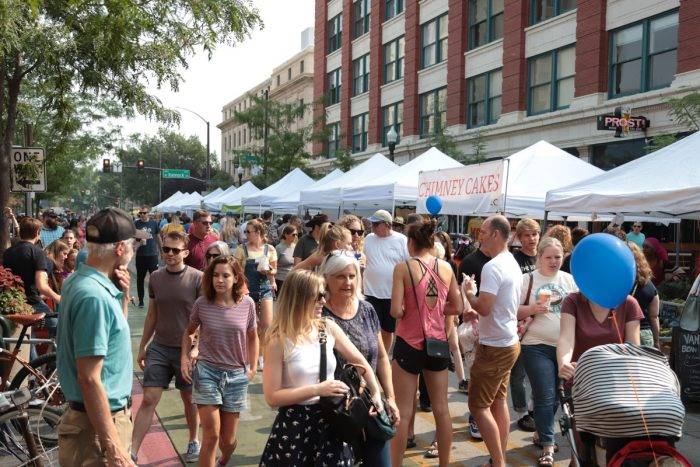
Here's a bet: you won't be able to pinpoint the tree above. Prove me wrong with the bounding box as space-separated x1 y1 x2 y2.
331 147 355 172
646 91 700 152
233 95 324 187
461 130 487 164
429 127 464 161
0 0 261 251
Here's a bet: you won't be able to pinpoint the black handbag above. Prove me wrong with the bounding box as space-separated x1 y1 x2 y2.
317 319 371 443
365 396 397 441
406 259 450 358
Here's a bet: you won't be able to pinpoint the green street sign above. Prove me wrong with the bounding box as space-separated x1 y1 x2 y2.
162 169 190 179
244 154 259 163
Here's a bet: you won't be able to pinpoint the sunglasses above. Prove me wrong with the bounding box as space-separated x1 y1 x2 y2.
348 229 364 237
317 291 326 302
206 252 221 259
162 246 184 254
199 221 213 226
139 212 148 215
634 225 642 228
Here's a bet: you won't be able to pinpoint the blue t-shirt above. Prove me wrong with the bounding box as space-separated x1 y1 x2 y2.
40 226 65 248
134 219 160 256
626 231 645 249
56 264 132 411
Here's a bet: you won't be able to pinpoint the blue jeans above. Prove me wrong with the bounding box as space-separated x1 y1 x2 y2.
521 344 558 446
357 436 390 466
509 353 528 413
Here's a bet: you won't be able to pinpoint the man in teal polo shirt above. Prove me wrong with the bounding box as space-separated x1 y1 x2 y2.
57 207 147 466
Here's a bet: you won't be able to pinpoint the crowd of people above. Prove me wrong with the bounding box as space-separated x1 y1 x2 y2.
0 203 678 466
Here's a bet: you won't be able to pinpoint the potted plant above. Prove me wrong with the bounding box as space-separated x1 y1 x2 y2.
0 266 34 331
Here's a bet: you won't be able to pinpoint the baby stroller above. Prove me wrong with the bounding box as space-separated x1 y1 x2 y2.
558 343 691 466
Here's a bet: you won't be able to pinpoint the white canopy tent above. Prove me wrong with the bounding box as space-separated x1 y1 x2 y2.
204 184 245 211
180 187 223 211
269 169 344 214
417 140 605 219
341 147 463 209
545 131 700 219
158 191 194 212
208 182 260 213
152 191 183 212
242 168 314 213
168 192 203 212
299 154 398 209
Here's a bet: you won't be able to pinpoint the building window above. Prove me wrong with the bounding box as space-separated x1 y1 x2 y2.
609 11 678 98
352 113 369 153
328 14 342 53
300 60 305 73
385 0 403 20
531 0 576 25
383 36 405 84
276 75 280 86
288 68 292 80
382 102 403 146
353 0 370 39
528 45 575 115
327 122 341 158
352 54 369 96
243 128 247 144
421 14 448 69
327 68 342 105
469 0 504 50
419 87 447 138
467 69 502 128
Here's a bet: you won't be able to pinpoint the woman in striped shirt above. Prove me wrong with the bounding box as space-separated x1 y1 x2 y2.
181 255 260 467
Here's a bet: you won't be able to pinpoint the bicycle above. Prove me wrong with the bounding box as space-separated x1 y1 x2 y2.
0 313 64 409
0 384 62 466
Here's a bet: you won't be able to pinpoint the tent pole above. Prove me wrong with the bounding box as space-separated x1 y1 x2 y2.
501 158 511 216
543 211 549 232
675 221 681 269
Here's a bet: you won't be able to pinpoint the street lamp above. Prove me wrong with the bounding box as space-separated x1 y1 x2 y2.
386 127 398 162
176 106 211 189
237 166 244 187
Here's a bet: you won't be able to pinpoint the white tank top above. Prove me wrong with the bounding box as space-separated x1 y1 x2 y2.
281 327 337 405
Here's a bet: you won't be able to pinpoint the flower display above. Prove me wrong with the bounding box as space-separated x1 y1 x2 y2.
0 266 33 315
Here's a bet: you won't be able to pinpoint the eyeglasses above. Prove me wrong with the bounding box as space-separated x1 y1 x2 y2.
199 221 213 226
139 212 148 215
348 229 364 237
205 252 221 259
633 225 642 228
162 246 184 254
317 291 326 302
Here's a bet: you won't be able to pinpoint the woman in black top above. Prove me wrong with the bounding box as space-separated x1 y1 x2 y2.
629 242 660 348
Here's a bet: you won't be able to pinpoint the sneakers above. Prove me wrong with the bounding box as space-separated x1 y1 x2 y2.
517 412 536 432
458 379 469 393
185 440 200 463
468 415 482 440
137 301 145 308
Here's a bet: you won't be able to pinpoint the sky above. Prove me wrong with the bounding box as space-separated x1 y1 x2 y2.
116 0 315 165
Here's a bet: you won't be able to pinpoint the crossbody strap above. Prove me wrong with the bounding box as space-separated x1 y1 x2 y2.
318 318 327 383
406 259 439 341
524 272 534 306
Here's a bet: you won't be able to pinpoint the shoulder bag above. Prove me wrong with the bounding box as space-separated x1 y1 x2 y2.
517 272 534 341
406 259 450 359
317 319 371 443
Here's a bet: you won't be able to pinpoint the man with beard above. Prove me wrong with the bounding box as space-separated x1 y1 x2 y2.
184 210 218 271
40 210 65 247
57 207 148 466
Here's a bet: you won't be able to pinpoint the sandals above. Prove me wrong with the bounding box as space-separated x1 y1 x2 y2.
532 433 559 452
537 451 554 467
424 441 439 459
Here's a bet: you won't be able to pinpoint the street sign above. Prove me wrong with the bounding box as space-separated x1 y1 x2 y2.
162 169 191 179
11 147 46 192
244 153 259 163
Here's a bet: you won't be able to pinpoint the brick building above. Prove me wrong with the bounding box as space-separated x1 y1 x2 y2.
312 0 700 170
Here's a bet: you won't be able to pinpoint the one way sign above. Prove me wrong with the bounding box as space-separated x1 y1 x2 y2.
11 147 46 192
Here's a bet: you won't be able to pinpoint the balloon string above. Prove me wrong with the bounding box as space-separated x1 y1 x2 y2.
610 310 659 467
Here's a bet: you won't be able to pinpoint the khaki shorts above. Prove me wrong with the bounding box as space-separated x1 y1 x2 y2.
468 342 520 410
58 407 132 466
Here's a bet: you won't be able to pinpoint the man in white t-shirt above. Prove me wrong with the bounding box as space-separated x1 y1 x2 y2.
363 209 409 354
464 215 522 467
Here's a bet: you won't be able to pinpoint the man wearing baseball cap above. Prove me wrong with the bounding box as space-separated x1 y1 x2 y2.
57 207 148 466
293 213 329 264
363 209 409 354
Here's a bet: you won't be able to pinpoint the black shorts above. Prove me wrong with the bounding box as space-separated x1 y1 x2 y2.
143 342 191 391
366 296 395 333
393 336 450 375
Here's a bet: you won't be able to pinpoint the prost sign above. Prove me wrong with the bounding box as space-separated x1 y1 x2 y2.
597 106 650 138
11 147 46 192
417 160 504 215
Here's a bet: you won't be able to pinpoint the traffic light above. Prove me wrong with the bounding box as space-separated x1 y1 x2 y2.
102 158 111 173
137 159 145 173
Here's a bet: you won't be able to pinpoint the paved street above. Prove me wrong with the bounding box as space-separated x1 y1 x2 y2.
125 270 700 466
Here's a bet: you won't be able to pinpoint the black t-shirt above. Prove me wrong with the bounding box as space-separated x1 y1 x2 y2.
513 250 537 274
292 234 318 261
2 241 49 304
457 249 491 291
633 280 658 330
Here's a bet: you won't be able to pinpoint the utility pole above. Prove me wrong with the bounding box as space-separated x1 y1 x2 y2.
157 146 162 203
23 123 34 216
206 120 210 190
263 89 269 181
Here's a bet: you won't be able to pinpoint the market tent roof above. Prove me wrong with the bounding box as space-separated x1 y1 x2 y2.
203 184 243 211
242 168 315 208
158 191 192 212
341 147 463 208
269 169 344 213
207 182 260 212
168 192 202 211
153 191 183 211
299 154 398 209
545 131 700 219
180 187 224 211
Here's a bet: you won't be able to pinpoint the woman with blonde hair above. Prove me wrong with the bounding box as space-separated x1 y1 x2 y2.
219 216 241 249
293 224 352 271
260 269 384 466
628 242 660 348
338 215 366 266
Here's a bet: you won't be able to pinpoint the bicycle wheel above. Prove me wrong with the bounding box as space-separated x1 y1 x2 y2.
9 354 65 408
0 405 61 466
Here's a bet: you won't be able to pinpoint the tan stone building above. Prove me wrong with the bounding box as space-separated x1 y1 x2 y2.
218 28 315 182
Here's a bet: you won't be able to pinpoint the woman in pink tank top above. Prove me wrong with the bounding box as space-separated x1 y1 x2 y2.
389 219 463 467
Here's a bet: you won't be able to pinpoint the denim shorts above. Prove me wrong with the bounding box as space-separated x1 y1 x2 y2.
192 360 249 412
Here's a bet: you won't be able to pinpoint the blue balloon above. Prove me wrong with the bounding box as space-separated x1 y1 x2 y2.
570 233 636 309
426 195 443 215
